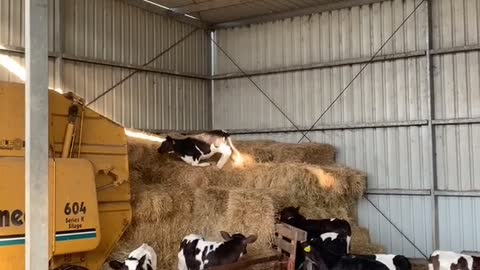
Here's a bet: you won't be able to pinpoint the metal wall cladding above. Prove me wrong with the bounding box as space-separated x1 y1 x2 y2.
63 60 211 130
431 0 480 49
432 50 480 191
357 195 433 257
0 0 57 51
0 52 56 88
214 57 428 129
63 0 210 76
433 52 480 120
214 0 427 75
436 124 480 191
438 197 480 252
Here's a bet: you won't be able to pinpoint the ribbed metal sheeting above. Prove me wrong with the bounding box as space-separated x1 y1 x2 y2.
0 0 212 131
0 52 57 88
214 0 427 75
153 0 349 24
213 0 480 256
431 0 480 253
214 59 428 129
0 0 57 51
63 0 210 76
63 60 211 130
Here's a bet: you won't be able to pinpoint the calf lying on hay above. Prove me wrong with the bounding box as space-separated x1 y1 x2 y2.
103 135 384 269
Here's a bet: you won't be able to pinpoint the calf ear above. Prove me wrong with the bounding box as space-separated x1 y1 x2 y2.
166 135 172 141
245 235 258 244
108 260 124 269
138 254 147 266
220 231 232 241
294 206 300 211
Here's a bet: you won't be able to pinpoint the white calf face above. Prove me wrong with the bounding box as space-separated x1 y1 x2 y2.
125 259 142 270
109 255 147 270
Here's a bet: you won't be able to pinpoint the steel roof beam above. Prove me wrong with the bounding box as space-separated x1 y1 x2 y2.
123 0 209 29
172 0 256 14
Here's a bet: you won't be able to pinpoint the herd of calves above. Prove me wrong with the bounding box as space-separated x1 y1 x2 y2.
108 206 479 270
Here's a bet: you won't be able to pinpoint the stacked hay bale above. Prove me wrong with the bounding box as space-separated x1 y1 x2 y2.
104 134 384 269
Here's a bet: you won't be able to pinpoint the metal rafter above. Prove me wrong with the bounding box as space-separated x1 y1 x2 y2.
172 0 256 14
123 0 209 29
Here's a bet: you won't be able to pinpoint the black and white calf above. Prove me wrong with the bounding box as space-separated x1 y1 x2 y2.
308 232 411 270
354 254 412 270
158 130 241 169
308 232 349 269
428 250 480 270
109 243 157 270
177 231 257 270
301 240 389 270
279 206 352 252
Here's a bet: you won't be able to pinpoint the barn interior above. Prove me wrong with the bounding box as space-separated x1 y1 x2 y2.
1 0 479 269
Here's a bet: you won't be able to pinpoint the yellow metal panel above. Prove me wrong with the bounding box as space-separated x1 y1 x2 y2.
0 158 37 270
0 81 132 270
53 158 101 255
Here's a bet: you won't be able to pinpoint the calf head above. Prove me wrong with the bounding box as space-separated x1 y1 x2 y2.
393 255 412 270
158 136 174 154
220 231 257 256
300 241 329 270
109 254 148 270
307 234 347 269
317 232 348 256
279 206 302 223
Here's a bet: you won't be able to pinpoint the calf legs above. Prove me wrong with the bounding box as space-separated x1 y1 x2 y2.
193 161 211 167
215 144 232 169
346 236 351 254
181 156 210 167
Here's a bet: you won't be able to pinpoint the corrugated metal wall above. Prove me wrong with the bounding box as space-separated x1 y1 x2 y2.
63 60 211 130
0 0 211 130
431 0 480 253
0 0 57 51
212 0 480 256
0 52 57 88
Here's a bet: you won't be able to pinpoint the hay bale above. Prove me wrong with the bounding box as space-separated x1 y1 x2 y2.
351 226 385 254
105 135 384 269
234 140 336 165
107 183 195 269
224 189 288 254
192 187 230 237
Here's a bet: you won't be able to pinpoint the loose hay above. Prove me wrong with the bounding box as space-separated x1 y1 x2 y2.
105 135 384 269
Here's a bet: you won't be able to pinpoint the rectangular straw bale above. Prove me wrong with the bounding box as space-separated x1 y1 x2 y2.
224 189 286 255
351 226 385 254
191 187 230 238
234 140 336 165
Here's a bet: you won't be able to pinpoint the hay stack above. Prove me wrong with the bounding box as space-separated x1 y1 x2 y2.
104 136 384 269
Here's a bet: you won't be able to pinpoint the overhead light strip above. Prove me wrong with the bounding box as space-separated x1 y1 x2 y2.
143 0 199 20
143 0 172 10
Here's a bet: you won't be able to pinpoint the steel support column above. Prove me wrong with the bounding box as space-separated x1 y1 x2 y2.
425 0 439 251
54 0 64 92
25 0 49 269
